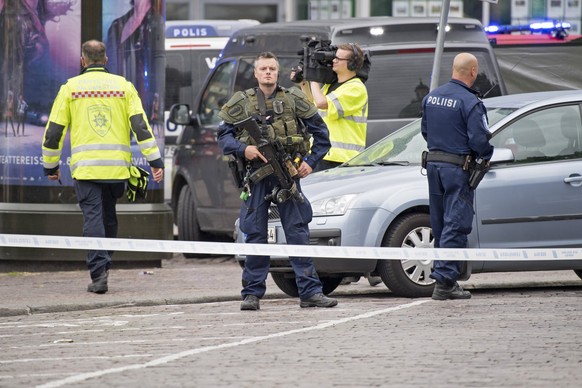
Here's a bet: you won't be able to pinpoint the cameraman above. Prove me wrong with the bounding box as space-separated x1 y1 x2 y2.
294 43 368 172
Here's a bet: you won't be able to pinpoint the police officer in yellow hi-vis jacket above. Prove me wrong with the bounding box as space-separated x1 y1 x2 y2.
42 40 164 294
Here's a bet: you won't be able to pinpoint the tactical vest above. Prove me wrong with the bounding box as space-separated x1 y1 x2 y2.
221 87 311 156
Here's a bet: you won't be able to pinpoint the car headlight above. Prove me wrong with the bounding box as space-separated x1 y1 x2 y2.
312 194 357 216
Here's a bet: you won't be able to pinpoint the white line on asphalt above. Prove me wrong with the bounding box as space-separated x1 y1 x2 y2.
0 355 152 364
36 300 429 388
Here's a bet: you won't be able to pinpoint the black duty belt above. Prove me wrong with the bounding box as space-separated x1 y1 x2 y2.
426 151 469 167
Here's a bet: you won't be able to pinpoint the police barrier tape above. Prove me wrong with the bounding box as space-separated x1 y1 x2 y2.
2 233 582 262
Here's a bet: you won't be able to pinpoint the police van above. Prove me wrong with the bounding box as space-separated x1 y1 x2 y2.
168 17 507 249
163 19 259 203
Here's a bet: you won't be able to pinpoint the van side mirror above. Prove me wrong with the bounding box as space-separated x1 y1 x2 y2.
169 104 192 126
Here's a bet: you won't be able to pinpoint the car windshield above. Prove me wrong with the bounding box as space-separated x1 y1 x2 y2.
487 107 517 128
345 106 517 166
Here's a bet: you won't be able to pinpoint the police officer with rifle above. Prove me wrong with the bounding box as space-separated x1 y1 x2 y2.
217 52 337 311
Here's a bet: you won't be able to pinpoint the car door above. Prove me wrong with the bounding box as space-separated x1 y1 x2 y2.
473 104 582 270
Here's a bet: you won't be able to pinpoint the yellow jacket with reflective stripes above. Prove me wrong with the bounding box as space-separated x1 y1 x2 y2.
319 77 368 163
42 66 162 180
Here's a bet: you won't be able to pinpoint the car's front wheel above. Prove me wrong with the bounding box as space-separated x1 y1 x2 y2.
376 213 435 298
271 273 343 297
176 185 206 258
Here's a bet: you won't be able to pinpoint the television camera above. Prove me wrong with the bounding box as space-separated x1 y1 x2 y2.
291 40 371 85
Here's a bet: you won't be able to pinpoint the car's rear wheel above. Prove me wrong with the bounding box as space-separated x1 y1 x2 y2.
176 185 206 258
377 213 435 298
271 273 343 297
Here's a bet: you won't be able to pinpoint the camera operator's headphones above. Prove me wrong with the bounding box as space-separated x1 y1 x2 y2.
347 43 359 71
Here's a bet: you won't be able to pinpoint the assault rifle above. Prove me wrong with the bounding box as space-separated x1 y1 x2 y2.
234 116 304 204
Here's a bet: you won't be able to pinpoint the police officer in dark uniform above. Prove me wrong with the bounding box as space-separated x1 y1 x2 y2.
421 53 494 300
217 52 337 310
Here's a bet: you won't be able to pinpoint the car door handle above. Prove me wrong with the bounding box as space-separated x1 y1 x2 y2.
564 174 582 187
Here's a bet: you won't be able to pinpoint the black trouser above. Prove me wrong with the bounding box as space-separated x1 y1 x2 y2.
74 180 125 279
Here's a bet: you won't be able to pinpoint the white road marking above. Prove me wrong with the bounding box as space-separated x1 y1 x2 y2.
0 355 152 364
36 300 429 388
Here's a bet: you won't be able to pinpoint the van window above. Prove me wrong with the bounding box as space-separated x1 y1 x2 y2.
366 49 502 120
198 57 298 126
166 49 220 109
164 20 260 146
199 61 236 125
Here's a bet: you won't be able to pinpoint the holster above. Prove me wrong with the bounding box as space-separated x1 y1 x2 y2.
468 157 489 190
228 156 245 188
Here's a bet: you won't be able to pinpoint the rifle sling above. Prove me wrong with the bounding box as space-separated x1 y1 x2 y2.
256 88 268 125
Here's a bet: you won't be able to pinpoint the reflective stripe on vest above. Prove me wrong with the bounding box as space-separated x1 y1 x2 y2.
320 79 368 163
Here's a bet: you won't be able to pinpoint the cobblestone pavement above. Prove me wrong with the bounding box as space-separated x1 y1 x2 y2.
0 285 580 388
1 253 580 317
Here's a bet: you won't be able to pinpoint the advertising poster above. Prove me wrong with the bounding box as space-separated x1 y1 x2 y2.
102 0 165 196
0 0 81 199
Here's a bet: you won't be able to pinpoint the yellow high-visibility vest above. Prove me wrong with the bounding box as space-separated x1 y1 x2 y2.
42 66 161 180
319 77 368 163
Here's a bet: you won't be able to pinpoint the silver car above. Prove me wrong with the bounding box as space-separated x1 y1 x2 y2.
235 90 582 297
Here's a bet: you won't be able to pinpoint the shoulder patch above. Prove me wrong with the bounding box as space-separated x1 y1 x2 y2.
228 104 243 117
295 99 311 113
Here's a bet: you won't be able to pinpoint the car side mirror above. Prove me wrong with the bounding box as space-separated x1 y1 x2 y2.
169 104 192 126
490 147 514 164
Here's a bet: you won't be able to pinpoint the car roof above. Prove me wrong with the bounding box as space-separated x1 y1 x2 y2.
223 17 489 57
231 16 482 33
484 90 582 109
165 19 259 28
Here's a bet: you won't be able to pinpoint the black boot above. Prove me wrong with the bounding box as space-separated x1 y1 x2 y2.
87 271 109 294
241 295 260 310
432 282 471 300
300 293 338 308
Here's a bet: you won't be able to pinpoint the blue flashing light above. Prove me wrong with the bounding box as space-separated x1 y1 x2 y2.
530 22 556 31
486 21 571 35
